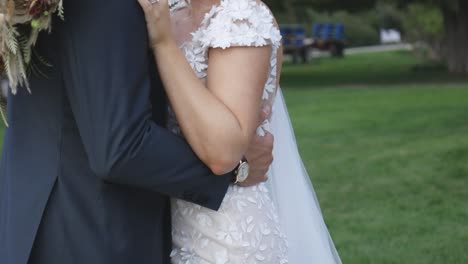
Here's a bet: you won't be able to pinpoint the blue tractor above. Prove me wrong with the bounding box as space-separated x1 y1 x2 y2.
280 23 346 63
312 23 345 57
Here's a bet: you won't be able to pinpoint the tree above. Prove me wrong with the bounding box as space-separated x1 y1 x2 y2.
265 0 375 11
437 1 468 73
400 3 443 60
264 0 376 16
265 0 468 73
387 0 468 73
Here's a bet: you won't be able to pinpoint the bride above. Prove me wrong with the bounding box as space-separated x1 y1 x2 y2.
137 0 342 263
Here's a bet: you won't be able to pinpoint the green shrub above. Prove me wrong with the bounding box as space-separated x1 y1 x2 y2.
401 3 443 43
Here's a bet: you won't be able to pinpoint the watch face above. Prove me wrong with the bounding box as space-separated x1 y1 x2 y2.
237 162 250 183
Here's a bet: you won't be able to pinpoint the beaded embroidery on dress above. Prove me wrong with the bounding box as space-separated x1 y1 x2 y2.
168 0 287 263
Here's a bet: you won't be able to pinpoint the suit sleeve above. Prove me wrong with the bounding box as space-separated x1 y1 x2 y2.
57 0 230 210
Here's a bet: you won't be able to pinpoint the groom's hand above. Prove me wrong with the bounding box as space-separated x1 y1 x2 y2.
239 106 274 187
239 132 274 187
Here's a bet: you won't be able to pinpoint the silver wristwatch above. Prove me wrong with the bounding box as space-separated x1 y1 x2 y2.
234 159 250 184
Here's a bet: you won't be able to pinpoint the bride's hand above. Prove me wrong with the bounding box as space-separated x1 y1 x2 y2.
137 0 174 48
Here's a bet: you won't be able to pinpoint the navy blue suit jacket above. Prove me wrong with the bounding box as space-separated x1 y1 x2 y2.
0 0 231 263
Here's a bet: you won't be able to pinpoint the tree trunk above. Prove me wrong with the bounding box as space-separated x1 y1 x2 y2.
441 1 468 74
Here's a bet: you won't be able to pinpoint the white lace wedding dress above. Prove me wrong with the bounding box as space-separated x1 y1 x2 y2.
168 1 342 263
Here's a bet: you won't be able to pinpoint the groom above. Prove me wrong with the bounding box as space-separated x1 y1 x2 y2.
0 0 274 263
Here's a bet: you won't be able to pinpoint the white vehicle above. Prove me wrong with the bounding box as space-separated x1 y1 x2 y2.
380 29 402 44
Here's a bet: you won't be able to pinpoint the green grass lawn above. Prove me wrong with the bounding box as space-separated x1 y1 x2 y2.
282 50 468 88
281 51 468 263
1 51 467 263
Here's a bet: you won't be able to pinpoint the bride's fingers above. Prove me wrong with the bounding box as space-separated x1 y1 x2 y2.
137 0 169 13
137 0 152 12
160 0 169 8
258 105 271 126
261 105 272 120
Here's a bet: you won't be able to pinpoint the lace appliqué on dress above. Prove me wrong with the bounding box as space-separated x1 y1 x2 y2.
169 1 287 263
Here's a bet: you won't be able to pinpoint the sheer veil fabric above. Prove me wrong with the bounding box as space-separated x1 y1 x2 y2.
268 88 342 263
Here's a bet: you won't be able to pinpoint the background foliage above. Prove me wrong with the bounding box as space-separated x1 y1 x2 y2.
265 0 468 73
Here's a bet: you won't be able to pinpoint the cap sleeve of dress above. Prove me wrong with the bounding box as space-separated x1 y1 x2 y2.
198 0 282 50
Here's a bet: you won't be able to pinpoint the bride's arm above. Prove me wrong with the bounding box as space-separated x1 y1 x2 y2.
157 43 270 175
138 0 271 175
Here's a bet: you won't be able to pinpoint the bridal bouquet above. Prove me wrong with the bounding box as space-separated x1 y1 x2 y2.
0 0 63 94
